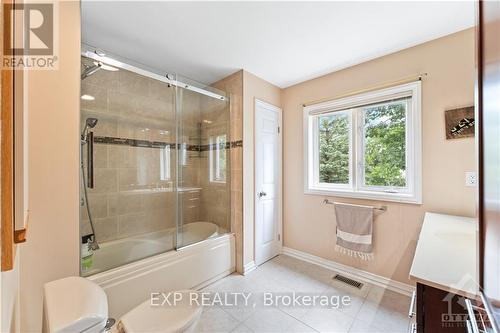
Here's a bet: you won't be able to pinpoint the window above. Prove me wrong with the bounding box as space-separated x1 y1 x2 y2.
210 134 227 183
304 81 421 203
160 145 171 181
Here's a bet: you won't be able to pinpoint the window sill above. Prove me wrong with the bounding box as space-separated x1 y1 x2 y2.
304 187 422 204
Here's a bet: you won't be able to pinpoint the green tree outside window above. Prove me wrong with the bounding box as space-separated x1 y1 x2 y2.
318 113 350 184
363 101 406 187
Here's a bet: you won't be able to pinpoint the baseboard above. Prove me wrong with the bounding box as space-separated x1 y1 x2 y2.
243 261 257 275
282 247 414 296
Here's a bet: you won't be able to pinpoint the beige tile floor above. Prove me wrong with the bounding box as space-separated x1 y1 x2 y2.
195 255 411 333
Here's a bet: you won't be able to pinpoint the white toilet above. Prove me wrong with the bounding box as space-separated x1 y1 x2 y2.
42 276 203 333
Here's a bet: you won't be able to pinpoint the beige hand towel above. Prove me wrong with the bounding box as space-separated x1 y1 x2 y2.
334 202 374 261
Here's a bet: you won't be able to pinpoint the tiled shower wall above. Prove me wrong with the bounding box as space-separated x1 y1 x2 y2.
198 95 231 233
80 60 233 244
177 88 231 232
211 71 244 272
80 66 177 242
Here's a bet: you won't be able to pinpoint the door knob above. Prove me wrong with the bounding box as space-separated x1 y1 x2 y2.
258 191 267 198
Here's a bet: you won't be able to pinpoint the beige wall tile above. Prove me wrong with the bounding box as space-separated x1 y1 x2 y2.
108 90 136 116
117 193 143 215
93 145 108 168
211 70 244 272
82 67 119 90
118 70 150 96
81 57 234 249
90 116 118 137
81 83 108 113
83 193 108 219
94 217 119 242
118 213 149 238
90 169 117 193
149 79 175 104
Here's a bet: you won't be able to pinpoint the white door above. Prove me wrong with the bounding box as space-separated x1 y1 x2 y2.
255 100 282 266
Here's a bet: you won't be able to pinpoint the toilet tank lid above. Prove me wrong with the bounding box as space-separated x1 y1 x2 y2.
43 276 108 333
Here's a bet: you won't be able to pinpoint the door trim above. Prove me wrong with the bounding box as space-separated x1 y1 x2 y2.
254 99 283 264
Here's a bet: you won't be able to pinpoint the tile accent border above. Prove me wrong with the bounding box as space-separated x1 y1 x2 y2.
231 140 243 148
94 135 243 151
94 136 172 149
282 246 415 296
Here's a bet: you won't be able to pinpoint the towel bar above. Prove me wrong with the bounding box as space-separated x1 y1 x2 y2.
322 199 387 212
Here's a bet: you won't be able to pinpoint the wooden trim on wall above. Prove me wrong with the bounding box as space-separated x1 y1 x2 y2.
13 212 27 243
1 0 16 271
13 229 26 244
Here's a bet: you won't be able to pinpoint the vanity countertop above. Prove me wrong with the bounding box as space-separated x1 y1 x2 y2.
410 212 478 298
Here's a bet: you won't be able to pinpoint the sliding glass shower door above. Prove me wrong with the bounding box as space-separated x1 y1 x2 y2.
80 55 177 276
175 76 231 248
80 52 231 276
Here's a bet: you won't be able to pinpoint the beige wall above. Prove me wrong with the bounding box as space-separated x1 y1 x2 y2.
211 70 282 272
242 71 281 268
20 2 81 331
281 28 476 284
1 254 20 333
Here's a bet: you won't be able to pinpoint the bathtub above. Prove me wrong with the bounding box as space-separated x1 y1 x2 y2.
86 224 235 318
83 222 219 277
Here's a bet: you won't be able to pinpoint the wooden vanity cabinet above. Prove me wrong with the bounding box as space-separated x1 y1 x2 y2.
414 283 468 333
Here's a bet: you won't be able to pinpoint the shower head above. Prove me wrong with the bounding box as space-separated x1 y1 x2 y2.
86 117 98 129
81 63 101 80
81 117 98 141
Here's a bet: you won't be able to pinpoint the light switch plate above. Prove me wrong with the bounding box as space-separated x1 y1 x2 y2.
465 172 477 187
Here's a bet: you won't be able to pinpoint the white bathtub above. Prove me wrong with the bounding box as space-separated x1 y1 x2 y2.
88 233 235 318
83 222 219 277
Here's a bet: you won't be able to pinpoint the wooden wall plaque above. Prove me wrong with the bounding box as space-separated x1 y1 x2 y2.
445 106 475 140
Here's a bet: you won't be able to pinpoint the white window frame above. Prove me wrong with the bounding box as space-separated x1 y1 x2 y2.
303 81 422 204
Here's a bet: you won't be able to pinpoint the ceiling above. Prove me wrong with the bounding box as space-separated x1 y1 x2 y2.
82 1 475 88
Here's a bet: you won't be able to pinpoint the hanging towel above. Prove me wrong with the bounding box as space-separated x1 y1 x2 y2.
334 202 374 261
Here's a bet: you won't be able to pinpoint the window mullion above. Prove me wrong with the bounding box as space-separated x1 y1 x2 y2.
353 108 362 192
350 109 356 191
358 108 365 192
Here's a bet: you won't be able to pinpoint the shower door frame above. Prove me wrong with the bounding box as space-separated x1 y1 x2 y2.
81 45 228 102
80 45 230 255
